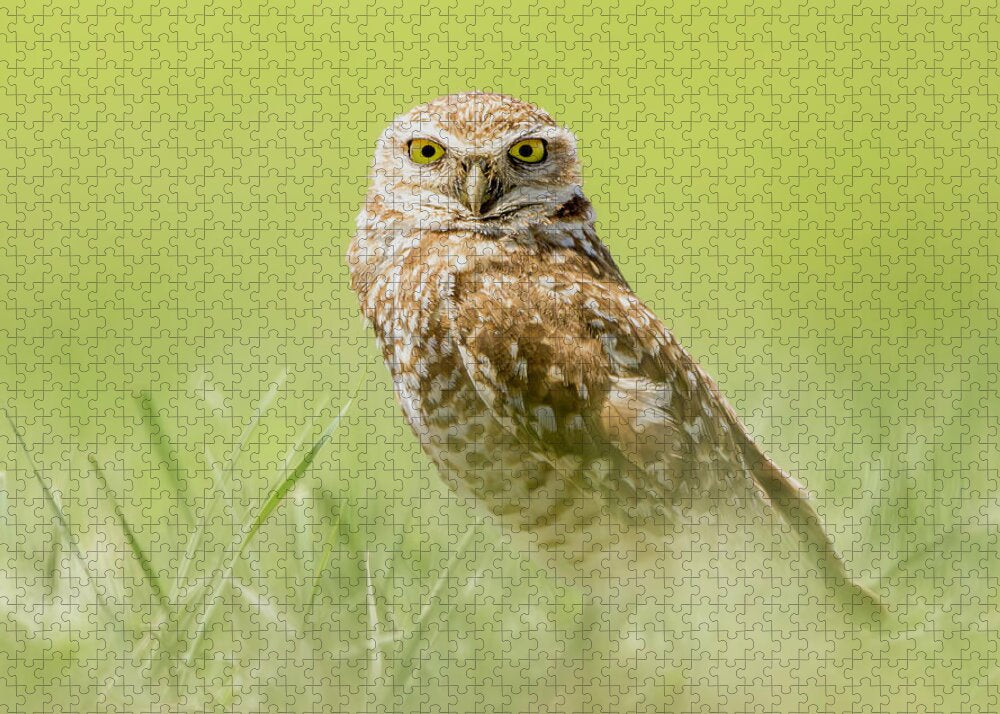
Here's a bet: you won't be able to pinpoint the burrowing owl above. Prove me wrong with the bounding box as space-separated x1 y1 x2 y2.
348 92 878 608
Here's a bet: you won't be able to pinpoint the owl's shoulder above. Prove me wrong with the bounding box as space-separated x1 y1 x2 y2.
444 243 687 439
450 243 678 370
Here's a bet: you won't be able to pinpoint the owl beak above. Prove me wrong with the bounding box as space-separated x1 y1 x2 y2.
464 162 491 216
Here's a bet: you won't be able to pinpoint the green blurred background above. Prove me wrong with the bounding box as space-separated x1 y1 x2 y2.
1 1 997 711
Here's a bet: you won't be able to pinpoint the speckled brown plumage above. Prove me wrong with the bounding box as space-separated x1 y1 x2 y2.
348 92 879 606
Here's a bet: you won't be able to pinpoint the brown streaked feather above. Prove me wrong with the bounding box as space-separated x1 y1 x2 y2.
598 376 760 506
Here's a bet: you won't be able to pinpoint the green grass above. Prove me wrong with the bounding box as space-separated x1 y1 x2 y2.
0 367 996 712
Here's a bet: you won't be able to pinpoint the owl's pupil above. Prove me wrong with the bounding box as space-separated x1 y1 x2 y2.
421 145 436 158
518 145 533 157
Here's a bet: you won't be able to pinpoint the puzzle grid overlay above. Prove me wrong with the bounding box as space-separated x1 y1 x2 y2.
1 3 996 712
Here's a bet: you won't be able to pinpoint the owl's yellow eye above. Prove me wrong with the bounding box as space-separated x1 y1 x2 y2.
409 138 446 164
508 138 547 164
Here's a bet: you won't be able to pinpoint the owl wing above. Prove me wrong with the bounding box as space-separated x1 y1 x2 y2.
447 270 752 500
447 266 878 603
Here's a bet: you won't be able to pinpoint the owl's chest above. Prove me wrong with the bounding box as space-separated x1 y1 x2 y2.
367 262 486 435
379 317 477 435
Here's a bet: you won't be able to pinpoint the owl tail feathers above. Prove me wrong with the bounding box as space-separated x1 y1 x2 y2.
742 444 887 620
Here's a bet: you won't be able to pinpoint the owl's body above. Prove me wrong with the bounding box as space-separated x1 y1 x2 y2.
352 201 761 526
349 93 878 605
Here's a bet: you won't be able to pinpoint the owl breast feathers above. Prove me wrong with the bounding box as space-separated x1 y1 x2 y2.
348 92 879 608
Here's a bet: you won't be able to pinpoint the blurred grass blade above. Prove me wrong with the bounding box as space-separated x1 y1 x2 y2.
3 410 108 609
235 400 351 560
364 551 386 681
183 399 352 665
233 399 352 563
136 390 194 527
397 526 478 691
308 514 344 608
89 455 170 613
228 370 289 474
173 373 288 594
4 411 73 536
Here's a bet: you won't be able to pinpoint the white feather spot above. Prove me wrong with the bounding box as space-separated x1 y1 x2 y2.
534 406 557 433
513 359 528 380
684 417 704 441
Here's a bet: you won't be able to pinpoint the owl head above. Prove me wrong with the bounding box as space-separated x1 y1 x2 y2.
367 92 584 232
